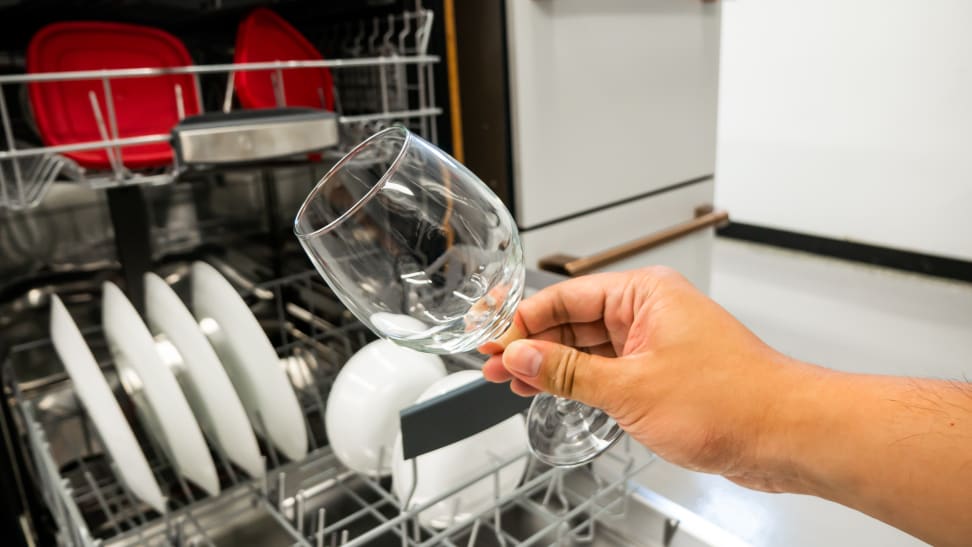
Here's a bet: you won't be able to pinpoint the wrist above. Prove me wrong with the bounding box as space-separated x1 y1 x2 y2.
750 357 847 495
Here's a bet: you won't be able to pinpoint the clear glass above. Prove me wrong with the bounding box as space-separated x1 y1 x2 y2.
294 126 524 354
295 126 622 466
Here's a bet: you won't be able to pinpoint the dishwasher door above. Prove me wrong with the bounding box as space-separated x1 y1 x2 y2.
504 0 721 230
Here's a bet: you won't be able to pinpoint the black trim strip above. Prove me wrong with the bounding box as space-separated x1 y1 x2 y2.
718 222 972 283
519 175 713 233
399 377 532 460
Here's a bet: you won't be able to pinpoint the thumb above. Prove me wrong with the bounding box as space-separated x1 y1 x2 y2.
502 339 617 410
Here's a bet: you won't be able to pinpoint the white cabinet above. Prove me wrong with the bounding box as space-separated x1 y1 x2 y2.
506 0 721 229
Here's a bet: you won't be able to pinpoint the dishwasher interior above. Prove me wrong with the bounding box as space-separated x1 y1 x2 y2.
3 265 663 547
0 2 743 545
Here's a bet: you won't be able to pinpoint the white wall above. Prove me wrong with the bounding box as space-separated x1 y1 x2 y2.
715 0 972 261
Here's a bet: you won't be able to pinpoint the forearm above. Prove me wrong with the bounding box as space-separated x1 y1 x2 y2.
769 364 972 546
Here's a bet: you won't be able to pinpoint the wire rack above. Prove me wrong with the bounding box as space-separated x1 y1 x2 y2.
0 8 441 211
3 268 654 547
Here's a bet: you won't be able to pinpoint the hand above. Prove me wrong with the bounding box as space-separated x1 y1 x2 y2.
482 267 972 546
480 266 814 491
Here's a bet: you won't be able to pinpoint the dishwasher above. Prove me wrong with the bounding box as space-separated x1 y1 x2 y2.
0 2 743 545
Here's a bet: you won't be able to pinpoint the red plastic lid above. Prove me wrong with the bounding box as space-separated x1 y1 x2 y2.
234 8 335 112
27 21 200 170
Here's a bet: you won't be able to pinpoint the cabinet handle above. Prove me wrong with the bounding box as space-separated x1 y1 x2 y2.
538 206 729 277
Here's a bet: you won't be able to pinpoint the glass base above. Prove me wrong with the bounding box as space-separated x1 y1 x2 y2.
526 394 624 467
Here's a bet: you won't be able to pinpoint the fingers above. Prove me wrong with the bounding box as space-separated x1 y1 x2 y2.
532 321 610 348
501 339 619 409
587 341 617 358
510 378 540 396
515 273 617 339
479 272 620 354
478 314 527 354
482 352 541 397
482 354 512 382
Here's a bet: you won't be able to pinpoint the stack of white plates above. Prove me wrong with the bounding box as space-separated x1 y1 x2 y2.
49 261 311 513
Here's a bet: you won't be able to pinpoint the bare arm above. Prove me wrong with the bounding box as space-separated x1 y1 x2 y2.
772 371 972 546
480 267 972 546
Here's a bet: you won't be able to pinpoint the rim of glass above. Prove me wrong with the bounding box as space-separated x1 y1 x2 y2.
293 125 411 239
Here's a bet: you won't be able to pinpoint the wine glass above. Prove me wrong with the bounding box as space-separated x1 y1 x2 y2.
294 126 523 353
294 126 622 466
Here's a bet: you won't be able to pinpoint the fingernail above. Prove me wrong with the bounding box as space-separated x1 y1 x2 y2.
506 341 542 378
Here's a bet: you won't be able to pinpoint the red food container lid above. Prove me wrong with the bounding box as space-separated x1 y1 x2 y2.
234 8 335 112
27 21 200 170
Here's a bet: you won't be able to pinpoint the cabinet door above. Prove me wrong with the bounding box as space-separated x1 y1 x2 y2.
506 0 721 229
520 181 716 293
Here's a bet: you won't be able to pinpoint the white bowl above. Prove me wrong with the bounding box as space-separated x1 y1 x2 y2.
325 339 446 476
391 370 528 529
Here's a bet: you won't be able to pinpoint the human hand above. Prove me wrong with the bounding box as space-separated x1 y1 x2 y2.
480 267 816 491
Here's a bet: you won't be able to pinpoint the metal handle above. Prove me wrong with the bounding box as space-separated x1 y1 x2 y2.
538 206 729 277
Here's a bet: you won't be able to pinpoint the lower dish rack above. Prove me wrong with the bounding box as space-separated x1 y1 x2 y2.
3 269 655 547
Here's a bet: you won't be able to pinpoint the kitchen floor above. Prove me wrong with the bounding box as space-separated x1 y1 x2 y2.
637 238 972 547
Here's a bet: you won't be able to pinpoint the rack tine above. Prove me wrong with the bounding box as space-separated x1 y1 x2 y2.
466 519 481 547
0 154 9 206
398 11 411 55
177 473 197 506
340 529 350 545
277 471 288 511
295 490 306 535
223 72 235 113
316 508 327 547
87 91 124 179
492 466 506 547
212 443 239 486
254 412 282 469
261 456 270 497
541 469 559 507
384 14 397 52
0 81 24 205
83 470 123 537
369 16 381 54
555 472 570 512
402 457 419 510
273 69 288 107
100 78 124 176
416 10 434 56
175 83 186 120
24 152 44 181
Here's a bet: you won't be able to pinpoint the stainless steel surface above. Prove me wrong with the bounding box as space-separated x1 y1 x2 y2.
2 268 732 547
174 116 339 165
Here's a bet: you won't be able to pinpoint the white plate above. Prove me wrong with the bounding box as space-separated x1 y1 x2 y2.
190 261 308 462
102 282 220 497
326 339 446 477
144 273 264 479
391 370 528 529
49 295 167 514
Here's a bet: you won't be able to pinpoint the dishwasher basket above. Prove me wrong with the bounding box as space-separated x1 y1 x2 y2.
3 267 653 547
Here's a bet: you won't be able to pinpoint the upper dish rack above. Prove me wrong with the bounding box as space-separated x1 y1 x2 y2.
0 8 441 211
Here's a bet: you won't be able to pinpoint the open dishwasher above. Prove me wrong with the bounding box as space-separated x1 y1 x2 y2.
0 1 745 545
